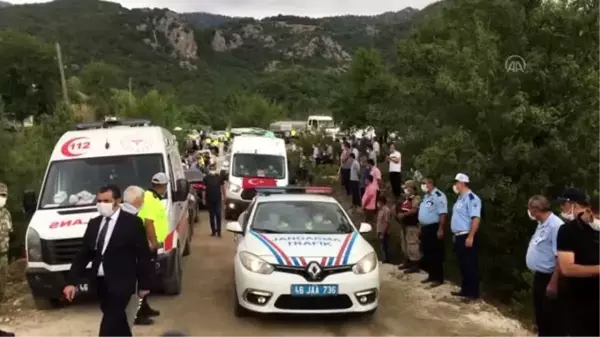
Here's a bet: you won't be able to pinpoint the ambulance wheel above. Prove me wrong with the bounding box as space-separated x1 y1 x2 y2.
183 234 191 256
164 250 183 295
33 296 61 310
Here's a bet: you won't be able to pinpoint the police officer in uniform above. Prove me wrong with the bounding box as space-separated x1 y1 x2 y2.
418 177 447 288
0 182 12 302
525 195 564 336
450 173 481 302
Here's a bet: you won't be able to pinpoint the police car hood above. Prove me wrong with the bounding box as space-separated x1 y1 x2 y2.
244 232 368 266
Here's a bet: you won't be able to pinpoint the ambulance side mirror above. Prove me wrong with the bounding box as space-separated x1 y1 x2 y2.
173 179 189 202
358 222 372 233
23 190 37 216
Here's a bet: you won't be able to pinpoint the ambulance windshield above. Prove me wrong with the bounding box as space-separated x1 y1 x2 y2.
39 154 164 209
232 154 285 179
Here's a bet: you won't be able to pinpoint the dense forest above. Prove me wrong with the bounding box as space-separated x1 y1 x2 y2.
0 0 598 319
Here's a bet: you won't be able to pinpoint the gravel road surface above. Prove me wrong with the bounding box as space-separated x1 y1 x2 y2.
1 211 530 336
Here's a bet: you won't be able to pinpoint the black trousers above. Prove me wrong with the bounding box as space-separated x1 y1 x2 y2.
341 168 351 195
453 234 479 298
349 180 361 206
97 278 132 336
421 223 444 282
207 200 222 233
532 272 565 336
389 171 402 197
565 292 599 336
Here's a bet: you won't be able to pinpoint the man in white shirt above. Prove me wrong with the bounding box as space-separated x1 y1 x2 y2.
388 143 402 199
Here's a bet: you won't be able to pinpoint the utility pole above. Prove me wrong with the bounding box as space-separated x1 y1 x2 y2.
55 42 69 105
128 77 132 103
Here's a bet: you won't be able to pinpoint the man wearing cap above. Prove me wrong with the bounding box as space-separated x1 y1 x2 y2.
556 189 599 336
450 173 481 302
0 182 12 301
418 177 448 288
135 174 171 320
525 195 564 336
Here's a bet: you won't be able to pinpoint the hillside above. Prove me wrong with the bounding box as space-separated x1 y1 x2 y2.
0 0 430 107
0 1 10 8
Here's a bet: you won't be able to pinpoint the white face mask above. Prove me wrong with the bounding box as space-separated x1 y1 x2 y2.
420 184 428 193
97 202 116 217
452 185 460 194
560 204 575 221
527 210 536 221
0 196 6 208
590 218 600 231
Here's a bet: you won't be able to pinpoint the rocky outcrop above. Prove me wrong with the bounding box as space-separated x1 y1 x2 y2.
137 10 198 64
283 36 351 63
211 30 244 51
211 21 351 64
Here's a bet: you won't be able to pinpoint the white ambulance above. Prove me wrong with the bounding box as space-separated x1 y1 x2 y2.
224 135 288 220
23 118 192 309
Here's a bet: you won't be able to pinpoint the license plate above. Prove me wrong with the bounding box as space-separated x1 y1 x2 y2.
290 284 338 296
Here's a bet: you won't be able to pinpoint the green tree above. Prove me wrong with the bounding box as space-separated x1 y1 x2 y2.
226 92 285 128
0 30 59 122
331 48 398 131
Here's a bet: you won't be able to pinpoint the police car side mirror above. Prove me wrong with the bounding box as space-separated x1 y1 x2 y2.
226 221 244 234
358 222 372 233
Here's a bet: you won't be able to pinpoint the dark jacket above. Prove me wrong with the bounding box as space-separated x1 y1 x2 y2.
68 210 153 295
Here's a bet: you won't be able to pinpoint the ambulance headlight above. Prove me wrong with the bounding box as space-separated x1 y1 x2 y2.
352 252 377 275
26 227 42 262
239 251 273 274
229 184 241 193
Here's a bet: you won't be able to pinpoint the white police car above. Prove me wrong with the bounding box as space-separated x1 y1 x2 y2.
226 186 379 316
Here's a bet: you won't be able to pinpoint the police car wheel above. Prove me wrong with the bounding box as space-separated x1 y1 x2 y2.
363 307 377 317
233 287 249 317
33 296 61 310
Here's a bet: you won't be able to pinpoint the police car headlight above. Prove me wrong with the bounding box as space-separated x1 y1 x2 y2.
26 227 42 262
239 251 274 274
352 252 377 275
229 184 241 193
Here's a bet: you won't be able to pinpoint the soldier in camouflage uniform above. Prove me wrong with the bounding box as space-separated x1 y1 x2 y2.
0 182 12 301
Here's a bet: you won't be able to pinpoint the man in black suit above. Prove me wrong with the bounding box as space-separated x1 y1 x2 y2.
63 185 153 337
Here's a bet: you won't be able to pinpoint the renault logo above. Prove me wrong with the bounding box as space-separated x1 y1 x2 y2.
306 262 322 280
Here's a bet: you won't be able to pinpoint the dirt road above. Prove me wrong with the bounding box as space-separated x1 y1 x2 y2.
1 211 530 336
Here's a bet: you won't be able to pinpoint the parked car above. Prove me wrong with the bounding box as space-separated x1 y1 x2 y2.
185 169 205 209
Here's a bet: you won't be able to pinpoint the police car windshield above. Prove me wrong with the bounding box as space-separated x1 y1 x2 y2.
251 201 353 234
39 154 164 209
232 154 285 179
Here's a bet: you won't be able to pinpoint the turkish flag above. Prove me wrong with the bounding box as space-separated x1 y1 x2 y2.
242 177 277 189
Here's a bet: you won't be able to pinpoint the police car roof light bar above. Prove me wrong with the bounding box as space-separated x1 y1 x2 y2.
75 118 152 130
255 186 333 196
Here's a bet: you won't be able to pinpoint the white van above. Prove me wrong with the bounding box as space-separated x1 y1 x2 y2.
23 118 192 308
306 115 339 138
224 135 288 220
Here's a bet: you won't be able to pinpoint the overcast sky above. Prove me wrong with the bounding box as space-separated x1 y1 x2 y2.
8 0 440 18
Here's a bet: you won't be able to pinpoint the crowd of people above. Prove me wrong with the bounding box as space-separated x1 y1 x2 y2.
334 139 599 336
